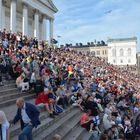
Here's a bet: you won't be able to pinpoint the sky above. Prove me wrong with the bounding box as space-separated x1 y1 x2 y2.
53 0 140 51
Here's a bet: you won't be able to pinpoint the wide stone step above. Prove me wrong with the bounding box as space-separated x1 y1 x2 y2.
57 111 81 140
3 80 15 84
0 92 32 102
63 125 85 140
0 88 18 96
10 107 76 140
0 83 16 90
33 108 80 140
78 129 93 140
0 93 35 108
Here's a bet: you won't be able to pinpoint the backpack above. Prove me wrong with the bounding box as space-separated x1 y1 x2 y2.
53 105 63 113
72 84 78 92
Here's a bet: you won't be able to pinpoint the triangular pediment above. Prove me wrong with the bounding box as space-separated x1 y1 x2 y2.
48 0 58 12
40 0 58 13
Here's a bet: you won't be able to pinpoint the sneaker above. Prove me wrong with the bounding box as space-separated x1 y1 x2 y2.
89 129 93 132
21 90 26 93
49 113 55 118
72 103 78 106
53 112 59 115
0 82 4 86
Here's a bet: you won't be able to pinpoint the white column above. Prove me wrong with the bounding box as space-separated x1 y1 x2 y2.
10 0 17 33
42 15 47 40
0 0 2 30
34 10 39 39
2 1 5 29
22 3 28 35
49 18 54 44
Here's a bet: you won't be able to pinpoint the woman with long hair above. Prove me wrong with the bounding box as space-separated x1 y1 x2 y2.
0 111 10 140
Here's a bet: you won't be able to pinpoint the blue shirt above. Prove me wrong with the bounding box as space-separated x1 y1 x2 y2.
21 103 31 124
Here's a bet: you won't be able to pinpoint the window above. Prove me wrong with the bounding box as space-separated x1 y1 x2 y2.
97 50 100 55
120 49 124 56
120 60 123 63
102 50 104 55
128 48 131 56
113 59 116 63
105 50 107 55
91 51 95 56
128 59 131 63
112 49 116 56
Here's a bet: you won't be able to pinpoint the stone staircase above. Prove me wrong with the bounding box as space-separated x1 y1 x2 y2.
0 80 93 140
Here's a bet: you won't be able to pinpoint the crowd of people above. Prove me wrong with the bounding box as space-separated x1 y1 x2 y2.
0 28 140 140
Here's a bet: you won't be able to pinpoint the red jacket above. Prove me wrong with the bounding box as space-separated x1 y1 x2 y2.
35 92 49 105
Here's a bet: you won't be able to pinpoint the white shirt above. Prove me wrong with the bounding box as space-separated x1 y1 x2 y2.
16 36 21 41
103 114 112 130
2 121 10 140
21 103 31 124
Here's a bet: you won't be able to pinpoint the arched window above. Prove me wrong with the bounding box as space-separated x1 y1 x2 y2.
112 49 116 56
128 59 131 63
120 60 123 63
128 48 131 56
113 59 116 63
120 49 124 56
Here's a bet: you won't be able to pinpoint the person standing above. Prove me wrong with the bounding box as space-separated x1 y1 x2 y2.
0 111 10 140
11 98 41 140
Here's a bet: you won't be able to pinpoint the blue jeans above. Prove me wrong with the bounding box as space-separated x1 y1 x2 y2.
18 124 33 140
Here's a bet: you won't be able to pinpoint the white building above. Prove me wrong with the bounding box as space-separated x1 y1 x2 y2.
107 37 137 66
0 0 58 42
